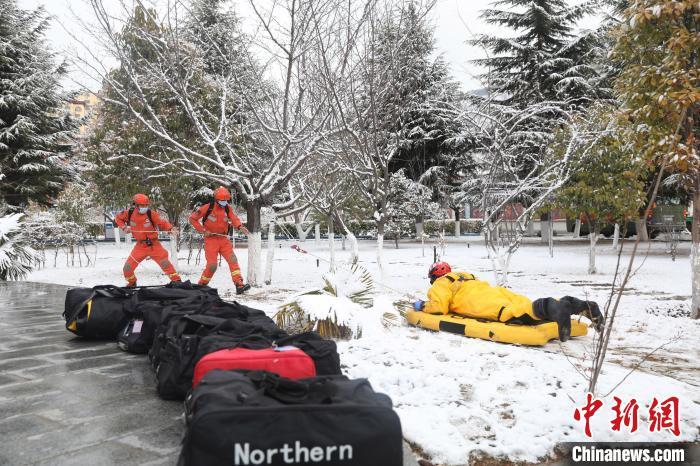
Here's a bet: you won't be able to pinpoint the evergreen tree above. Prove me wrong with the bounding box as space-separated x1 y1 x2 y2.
377 2 472 183
386 169 439 248
0 0 76 209
85 5 206 226
472 0 607 107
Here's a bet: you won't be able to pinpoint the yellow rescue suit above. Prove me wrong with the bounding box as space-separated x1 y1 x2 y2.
424 271 539 322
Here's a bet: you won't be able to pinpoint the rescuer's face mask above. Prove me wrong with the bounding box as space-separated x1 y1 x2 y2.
138 207 148 214
217 200 228 207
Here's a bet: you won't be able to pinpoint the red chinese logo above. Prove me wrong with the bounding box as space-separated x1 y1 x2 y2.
574 395 681 438
574 393 603 438
611 397 639 433
649 396 680 437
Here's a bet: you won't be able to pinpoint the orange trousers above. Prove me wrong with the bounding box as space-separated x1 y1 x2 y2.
123 240 180 286
199 236 243 286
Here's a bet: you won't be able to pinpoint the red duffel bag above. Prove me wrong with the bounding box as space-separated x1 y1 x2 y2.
192 346 316 387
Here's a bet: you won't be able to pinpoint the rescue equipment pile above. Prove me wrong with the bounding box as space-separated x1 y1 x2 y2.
63 281 403 466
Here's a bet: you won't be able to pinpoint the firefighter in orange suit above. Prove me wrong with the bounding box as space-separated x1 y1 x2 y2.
189 187 251 294
115 193 181 287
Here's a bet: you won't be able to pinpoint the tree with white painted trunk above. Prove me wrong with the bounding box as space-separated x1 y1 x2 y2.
458 100 592 285
554 104 646 274
318 0 447 274
296 154 363 268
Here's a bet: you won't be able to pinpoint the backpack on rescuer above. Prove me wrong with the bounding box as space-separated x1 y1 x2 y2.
126 207 155 227
200 200 233 236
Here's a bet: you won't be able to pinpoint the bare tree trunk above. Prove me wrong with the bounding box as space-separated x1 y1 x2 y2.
246 201 262 286
114 225 121 248
328 217 336 272
573 218 581 238
376 221 386 276
692 187 700 319
415 220 424 239
548 215 554 258
346 231 358 265
540 213 551 244
588 227 599 274
612 223 620 250
454 219 461 238
264 219 276 285
294 213 312 242
635 217 649 242
315 223 321 248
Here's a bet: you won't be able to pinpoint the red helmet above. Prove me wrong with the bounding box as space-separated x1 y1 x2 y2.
132 193 149 205
213 186 232 201
428 262 451 283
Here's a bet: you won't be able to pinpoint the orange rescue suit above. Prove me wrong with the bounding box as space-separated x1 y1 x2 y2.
189 203 244 285
424 271 539 322
114 209 180 285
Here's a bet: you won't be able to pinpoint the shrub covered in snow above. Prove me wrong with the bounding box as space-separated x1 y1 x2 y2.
0 213 38 280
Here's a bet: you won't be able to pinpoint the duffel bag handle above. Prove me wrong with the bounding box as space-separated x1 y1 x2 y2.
248 371 337 405
206 317 258 335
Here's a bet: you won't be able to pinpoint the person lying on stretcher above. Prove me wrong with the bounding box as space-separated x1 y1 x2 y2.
413 262 605 342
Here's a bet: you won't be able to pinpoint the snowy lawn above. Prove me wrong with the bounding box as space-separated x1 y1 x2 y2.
27 236 700 464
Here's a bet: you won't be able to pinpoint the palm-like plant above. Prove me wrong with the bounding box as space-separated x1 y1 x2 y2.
275 264 374 339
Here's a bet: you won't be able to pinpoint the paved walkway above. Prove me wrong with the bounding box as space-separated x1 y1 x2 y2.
0 281 418 466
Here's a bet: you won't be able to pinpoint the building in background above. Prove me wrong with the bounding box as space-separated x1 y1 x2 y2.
65 92 100 137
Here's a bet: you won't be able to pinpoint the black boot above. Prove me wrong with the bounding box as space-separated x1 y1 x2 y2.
560 296 605 332
532 298 573 342
236 283 251 295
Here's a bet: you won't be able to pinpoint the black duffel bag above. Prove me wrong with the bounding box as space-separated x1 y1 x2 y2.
179 370 403 466
155 314 287 400
64 285 133 339
147 300 278 365
66 281 220 340
193 331 341 377
119 292 226 354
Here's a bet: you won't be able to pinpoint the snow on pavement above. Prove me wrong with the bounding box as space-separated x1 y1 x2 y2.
27 237 700 464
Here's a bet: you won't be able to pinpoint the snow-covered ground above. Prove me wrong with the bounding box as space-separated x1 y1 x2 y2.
27 236 700 464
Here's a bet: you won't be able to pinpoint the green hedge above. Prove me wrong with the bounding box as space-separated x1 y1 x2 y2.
268 219 483 239
423 219 483 236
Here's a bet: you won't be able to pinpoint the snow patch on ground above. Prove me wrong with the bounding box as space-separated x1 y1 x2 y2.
26 238 700 464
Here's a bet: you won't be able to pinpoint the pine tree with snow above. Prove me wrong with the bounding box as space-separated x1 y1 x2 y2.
377 3 470 182
85 4 206 227
0 0 76 209
386 170 439 248
0 213 37 280
472 0 608 107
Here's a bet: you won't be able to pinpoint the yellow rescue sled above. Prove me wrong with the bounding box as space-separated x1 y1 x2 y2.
406 311 588 346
